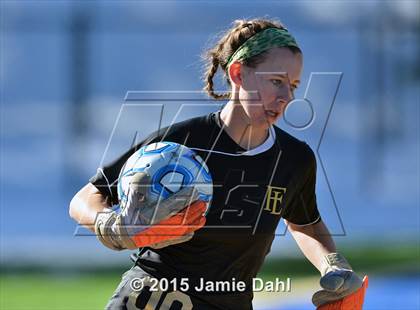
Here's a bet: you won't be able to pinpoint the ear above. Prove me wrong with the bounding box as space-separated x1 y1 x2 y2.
228 62 243 86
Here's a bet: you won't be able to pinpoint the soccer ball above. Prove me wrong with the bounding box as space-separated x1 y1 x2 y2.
117 141 213 213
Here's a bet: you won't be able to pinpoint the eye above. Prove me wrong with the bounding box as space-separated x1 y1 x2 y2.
271 79 283 86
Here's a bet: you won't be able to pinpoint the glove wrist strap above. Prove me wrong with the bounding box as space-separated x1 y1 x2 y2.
322 252 352 276
95 211 126 251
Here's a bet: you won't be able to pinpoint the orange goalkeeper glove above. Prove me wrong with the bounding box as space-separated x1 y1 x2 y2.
312 253 363 308
95 172 207 250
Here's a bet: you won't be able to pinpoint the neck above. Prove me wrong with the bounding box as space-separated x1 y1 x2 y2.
220 101 269 150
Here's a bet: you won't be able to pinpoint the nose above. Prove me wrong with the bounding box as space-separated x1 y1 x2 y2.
276 85 294 107
281 82 294 101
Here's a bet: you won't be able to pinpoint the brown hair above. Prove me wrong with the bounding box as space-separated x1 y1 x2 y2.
201 18 301 100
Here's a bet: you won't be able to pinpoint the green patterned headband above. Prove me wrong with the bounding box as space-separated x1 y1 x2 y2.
225 27 299 75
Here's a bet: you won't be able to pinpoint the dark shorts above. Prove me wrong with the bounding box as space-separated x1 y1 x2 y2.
105 265 252 310
105 265 232 310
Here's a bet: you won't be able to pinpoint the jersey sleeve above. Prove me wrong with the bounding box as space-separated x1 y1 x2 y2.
89 131 162 205
282 144 321 226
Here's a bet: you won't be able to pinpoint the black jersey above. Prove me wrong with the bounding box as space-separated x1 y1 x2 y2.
90 111 321 310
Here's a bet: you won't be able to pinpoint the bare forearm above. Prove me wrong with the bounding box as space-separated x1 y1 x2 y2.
286 219 336 273
69 183 112 233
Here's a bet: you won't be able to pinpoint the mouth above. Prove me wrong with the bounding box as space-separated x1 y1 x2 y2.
264 110 280 119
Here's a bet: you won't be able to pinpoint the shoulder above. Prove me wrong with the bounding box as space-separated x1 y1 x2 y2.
165 113 211 136
273 125 316 167
144 113 213 145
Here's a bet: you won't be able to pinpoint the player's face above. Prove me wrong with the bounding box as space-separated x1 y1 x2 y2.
239 47 303 127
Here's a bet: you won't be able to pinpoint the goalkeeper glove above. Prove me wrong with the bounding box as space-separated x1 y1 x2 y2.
94 172 207 250
312 253 363 307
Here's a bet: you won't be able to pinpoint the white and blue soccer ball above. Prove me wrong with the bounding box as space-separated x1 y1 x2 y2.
117 141 213 214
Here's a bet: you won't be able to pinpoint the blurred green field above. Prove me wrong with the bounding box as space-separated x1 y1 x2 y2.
1 245 418 310
0 274 120 310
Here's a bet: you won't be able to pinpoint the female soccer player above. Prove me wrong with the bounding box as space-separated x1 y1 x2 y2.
69 18 363 309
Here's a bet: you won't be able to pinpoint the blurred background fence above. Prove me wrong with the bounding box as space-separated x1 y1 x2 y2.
1 1 419 309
